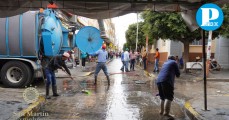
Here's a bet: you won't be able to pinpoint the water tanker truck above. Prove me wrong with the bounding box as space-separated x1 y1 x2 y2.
0 9 78 88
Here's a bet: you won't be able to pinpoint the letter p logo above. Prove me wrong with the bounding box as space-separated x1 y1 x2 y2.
196 3 224 31
201 8 219 26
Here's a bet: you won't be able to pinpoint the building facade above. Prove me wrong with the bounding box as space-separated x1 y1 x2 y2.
147 38 229 69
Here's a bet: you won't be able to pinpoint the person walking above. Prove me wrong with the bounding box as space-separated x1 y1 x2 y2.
71 49 76 68
154 48 160 72
130 50 136 71
156 55 180 119
92 44 110 85
81 51 87 70
175 56 179 66
142 49 147 70
123 48 130 72
120 51 125 72
179 56 184 69
44 52 72 99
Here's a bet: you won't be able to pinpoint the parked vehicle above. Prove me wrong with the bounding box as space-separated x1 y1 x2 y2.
0 9 76 87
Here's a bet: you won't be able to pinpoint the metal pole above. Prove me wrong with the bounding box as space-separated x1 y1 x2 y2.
136 12 139 51
202 29 207 110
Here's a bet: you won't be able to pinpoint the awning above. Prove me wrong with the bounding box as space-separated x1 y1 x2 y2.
0 0 227 31
0 0 227 19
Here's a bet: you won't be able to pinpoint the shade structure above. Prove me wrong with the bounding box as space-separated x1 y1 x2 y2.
75 26 103 54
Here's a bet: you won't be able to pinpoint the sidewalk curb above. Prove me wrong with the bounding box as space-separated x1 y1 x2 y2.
207 78 229 82
184 101 204 120
15 96 46 119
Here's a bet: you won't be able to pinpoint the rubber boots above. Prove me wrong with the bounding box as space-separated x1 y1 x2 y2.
159 100 165 115
94 76 97 85
46 85 51 99
52 85 60 97
163 99 174 119
106 76 110 85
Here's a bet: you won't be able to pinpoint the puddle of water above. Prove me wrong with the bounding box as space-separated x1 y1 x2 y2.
105 74 140 120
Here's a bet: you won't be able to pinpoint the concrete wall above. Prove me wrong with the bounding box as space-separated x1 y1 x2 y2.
215 36 229 69
156 39 169 53
169 40 183 58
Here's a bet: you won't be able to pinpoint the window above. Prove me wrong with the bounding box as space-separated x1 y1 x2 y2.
191 39 207 45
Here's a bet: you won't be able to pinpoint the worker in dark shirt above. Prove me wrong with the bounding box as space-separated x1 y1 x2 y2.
45 52 71 99
156 55 180 119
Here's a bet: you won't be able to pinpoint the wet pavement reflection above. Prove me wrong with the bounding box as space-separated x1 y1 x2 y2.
106 74 140 120
39 58 188 120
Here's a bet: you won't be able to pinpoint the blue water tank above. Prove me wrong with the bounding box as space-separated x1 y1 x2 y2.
41 9 63 56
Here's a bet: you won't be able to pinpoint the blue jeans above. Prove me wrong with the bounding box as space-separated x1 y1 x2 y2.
130 59 135 70
45 68 56 86
94 62 109 77
124 61 129 71
143 58 147 70
121 61 124 70
154 59 159 71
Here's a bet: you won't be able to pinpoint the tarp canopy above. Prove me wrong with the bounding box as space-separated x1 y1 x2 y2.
0 0 228 31
0 0 227 19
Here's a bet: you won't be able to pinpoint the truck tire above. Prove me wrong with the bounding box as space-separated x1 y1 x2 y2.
23 69 34 87
0 61 32 88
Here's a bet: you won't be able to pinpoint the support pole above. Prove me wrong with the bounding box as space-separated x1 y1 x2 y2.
202 30 207 110
135 12 139 51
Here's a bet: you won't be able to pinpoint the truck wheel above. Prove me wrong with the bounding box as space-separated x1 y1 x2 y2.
23 70 34 87
0 61 32 88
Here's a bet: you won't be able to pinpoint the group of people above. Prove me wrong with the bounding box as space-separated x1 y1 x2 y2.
120 48 160 73
120 48 139 72
43 44 180 119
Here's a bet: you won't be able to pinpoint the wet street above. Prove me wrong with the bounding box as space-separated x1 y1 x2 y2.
38 59 189 120
1 58 229 120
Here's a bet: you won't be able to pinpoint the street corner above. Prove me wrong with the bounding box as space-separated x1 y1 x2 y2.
184 101 204 120
13 96 46 119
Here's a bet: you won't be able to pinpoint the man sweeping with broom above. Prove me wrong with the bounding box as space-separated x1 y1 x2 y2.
44 52 72 99
156 55 180 119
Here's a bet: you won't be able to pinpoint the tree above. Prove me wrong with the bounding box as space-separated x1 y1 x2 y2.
123 43 129 51
125 22 150 52
141 11 202 70
217 4 229 38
